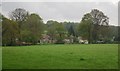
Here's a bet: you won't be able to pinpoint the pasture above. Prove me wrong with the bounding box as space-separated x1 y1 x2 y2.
0 47 2 70
2 44 118 69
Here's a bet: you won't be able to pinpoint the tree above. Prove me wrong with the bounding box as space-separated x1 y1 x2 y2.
113 26 120 43
10 8 28 22
46 20 67 44
21 13 44 44
63 22 79 43
2 17 19 46
9 8 29 41
90 9 109 43
0 13 2 46
78 13 93 43
56 22 66 42
46 20 58 43
64 22 76 37
78 9 109 43
98 25 111 43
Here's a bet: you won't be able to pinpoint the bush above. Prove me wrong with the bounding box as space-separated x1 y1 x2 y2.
55 39 65 44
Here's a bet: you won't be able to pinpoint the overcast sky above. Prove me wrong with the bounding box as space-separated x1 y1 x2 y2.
1 2 118 26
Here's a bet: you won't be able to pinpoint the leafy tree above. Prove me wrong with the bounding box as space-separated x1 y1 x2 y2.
78 9 109 43
2 17 19 46
90 9 109 42
64 22 76 36
113 26 120 43
46 20 58 43
56 22 66 41
0 13 2 46
78 13 93 43
64 22 79 43
98 25 111 43
21 13 44 44
9 8 29 41
46 20 67 43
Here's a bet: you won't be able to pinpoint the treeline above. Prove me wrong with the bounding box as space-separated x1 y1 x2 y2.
0 8 120 46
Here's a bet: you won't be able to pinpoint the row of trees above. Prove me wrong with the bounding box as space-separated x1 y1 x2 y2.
2 8 45 45
1 8 120 46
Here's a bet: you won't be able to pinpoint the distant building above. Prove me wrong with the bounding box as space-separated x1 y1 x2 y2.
78 36 88 44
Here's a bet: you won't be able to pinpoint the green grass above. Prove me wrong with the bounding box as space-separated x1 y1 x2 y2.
2 44 118 69
0 47 2 70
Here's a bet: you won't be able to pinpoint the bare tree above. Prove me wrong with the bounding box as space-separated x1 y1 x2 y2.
10 8 28 22
90 9 109 26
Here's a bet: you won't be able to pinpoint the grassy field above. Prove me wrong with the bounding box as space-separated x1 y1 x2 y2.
0 47 2 70
2 44 118 69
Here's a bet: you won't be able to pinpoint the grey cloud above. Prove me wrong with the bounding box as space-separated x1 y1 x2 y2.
2 2 118 26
